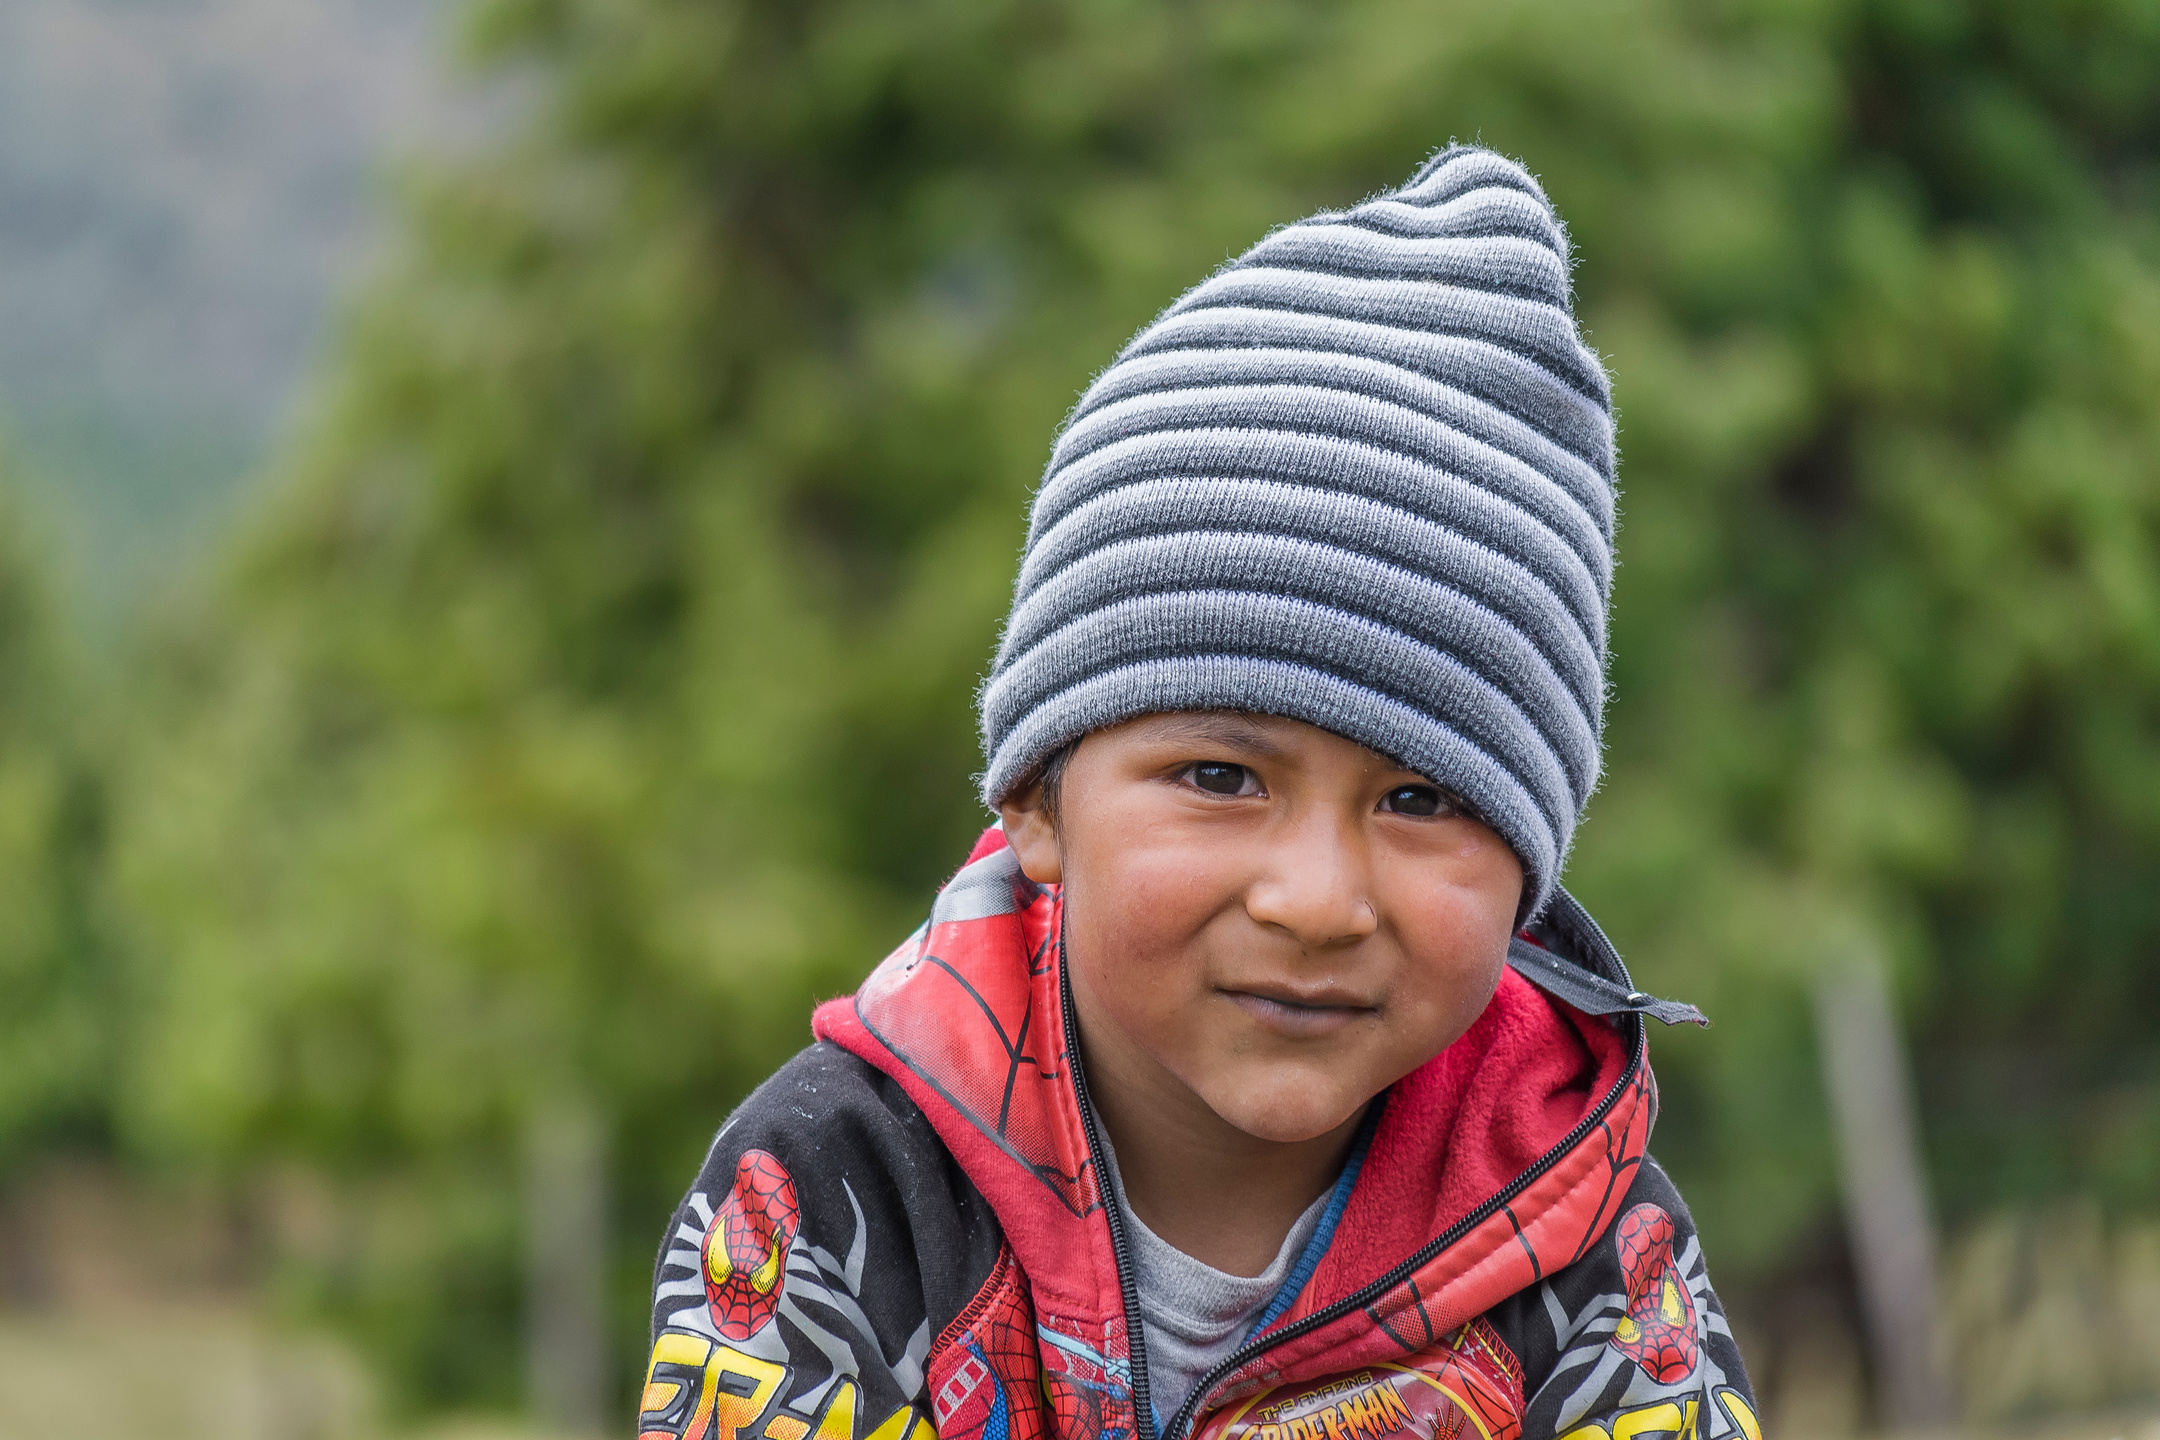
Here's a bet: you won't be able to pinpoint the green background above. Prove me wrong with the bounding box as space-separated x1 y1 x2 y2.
2 0 2157 1423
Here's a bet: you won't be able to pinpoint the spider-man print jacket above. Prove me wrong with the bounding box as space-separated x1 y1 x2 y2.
644 828 1757 1440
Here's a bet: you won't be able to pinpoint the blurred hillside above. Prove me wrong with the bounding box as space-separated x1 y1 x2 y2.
1 0 2158 1436
0 0 472 616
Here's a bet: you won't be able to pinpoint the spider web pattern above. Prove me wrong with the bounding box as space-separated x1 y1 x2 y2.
855 872 1099 1215
930 1247 1054 1440
982 1288 1050 1440
1611 1204 1697 1383
1541 1223 1742 1435
703 1149 800 1341
1441 1318 1527 1440
1038 1310 1134 1440
1453 1317 1527 1420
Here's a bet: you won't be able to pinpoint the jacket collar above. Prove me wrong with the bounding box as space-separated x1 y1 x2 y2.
813 827 1656 1431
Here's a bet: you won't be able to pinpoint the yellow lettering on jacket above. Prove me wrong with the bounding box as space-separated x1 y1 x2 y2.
1375 1383 1416 1431
687 1344 789 1440
643 1333 718 1430
650 1332 715 1375
809 1379 860 1440
863 1403 925 1440
1227 1372 1428 1440
1718 1391 1760 1440
1352 1388 1396 1440
1612 1400 1692 1440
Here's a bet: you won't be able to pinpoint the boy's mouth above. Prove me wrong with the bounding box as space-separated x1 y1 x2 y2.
1221 983 1378 1038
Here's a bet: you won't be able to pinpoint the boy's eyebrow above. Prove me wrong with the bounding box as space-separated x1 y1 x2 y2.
1149 713 1286 756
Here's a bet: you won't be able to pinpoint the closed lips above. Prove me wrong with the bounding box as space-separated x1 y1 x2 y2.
1224 984 1379 1036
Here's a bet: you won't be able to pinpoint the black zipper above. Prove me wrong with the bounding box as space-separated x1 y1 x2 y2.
1058 911 1160 1440
1060 886 1646 1440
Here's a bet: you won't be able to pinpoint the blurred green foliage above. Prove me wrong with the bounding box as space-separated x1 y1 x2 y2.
0 0 2145 1418
0 454 113 1174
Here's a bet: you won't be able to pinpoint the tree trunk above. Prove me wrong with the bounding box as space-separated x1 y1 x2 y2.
1813 956 1955 1432
528 1094 609 1436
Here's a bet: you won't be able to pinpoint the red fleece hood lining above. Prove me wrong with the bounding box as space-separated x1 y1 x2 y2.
1283 965 1627 1322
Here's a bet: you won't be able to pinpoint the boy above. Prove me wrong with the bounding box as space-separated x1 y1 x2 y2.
642 147 1756 1440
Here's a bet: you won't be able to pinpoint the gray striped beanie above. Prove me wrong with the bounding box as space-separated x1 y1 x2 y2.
979 145 1615 918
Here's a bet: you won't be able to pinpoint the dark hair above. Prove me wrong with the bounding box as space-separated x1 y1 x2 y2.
1032 739 1078 831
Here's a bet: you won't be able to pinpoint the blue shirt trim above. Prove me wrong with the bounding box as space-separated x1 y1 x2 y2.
1244 1095 1386 1341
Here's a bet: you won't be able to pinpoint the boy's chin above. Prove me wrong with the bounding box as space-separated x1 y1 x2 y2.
1202 1080 1369 1146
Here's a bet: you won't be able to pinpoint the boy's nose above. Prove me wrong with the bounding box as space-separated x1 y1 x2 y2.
1242 818 1380 948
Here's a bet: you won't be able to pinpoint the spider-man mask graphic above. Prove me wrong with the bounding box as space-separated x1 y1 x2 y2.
1610 1202 1699 1384
702 1149 800 1340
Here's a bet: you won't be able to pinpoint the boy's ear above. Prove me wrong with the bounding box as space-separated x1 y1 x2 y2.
999 785 1063 885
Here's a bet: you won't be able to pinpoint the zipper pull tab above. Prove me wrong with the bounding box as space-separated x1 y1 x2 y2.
1506 936 1708 1027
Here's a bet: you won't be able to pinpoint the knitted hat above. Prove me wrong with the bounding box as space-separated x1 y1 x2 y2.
979 146 1615 918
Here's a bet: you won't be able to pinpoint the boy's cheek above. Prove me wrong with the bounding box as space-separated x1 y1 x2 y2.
1068 863 1238 980
1386 956 1509 1075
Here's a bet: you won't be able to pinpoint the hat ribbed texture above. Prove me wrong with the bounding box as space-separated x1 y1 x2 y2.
979 146 1615 917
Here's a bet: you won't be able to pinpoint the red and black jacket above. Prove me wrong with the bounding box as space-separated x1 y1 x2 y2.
643 830 1757 1440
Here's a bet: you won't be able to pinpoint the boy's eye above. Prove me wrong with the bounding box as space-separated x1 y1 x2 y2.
1380 784 1448 817
1186 762 1257 796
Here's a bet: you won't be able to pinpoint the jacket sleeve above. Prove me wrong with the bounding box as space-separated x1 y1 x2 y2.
1488 1156 1760 1440
640 1041 1007 1440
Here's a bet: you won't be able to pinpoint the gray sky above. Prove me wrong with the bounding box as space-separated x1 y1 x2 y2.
0 0 469 620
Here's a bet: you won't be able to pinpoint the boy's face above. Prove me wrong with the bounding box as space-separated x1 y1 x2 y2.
1000 711 1524 1148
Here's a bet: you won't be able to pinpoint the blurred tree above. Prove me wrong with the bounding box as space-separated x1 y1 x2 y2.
0 457 113 1177
1563 0 2160 1256
111 0 2160 1421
